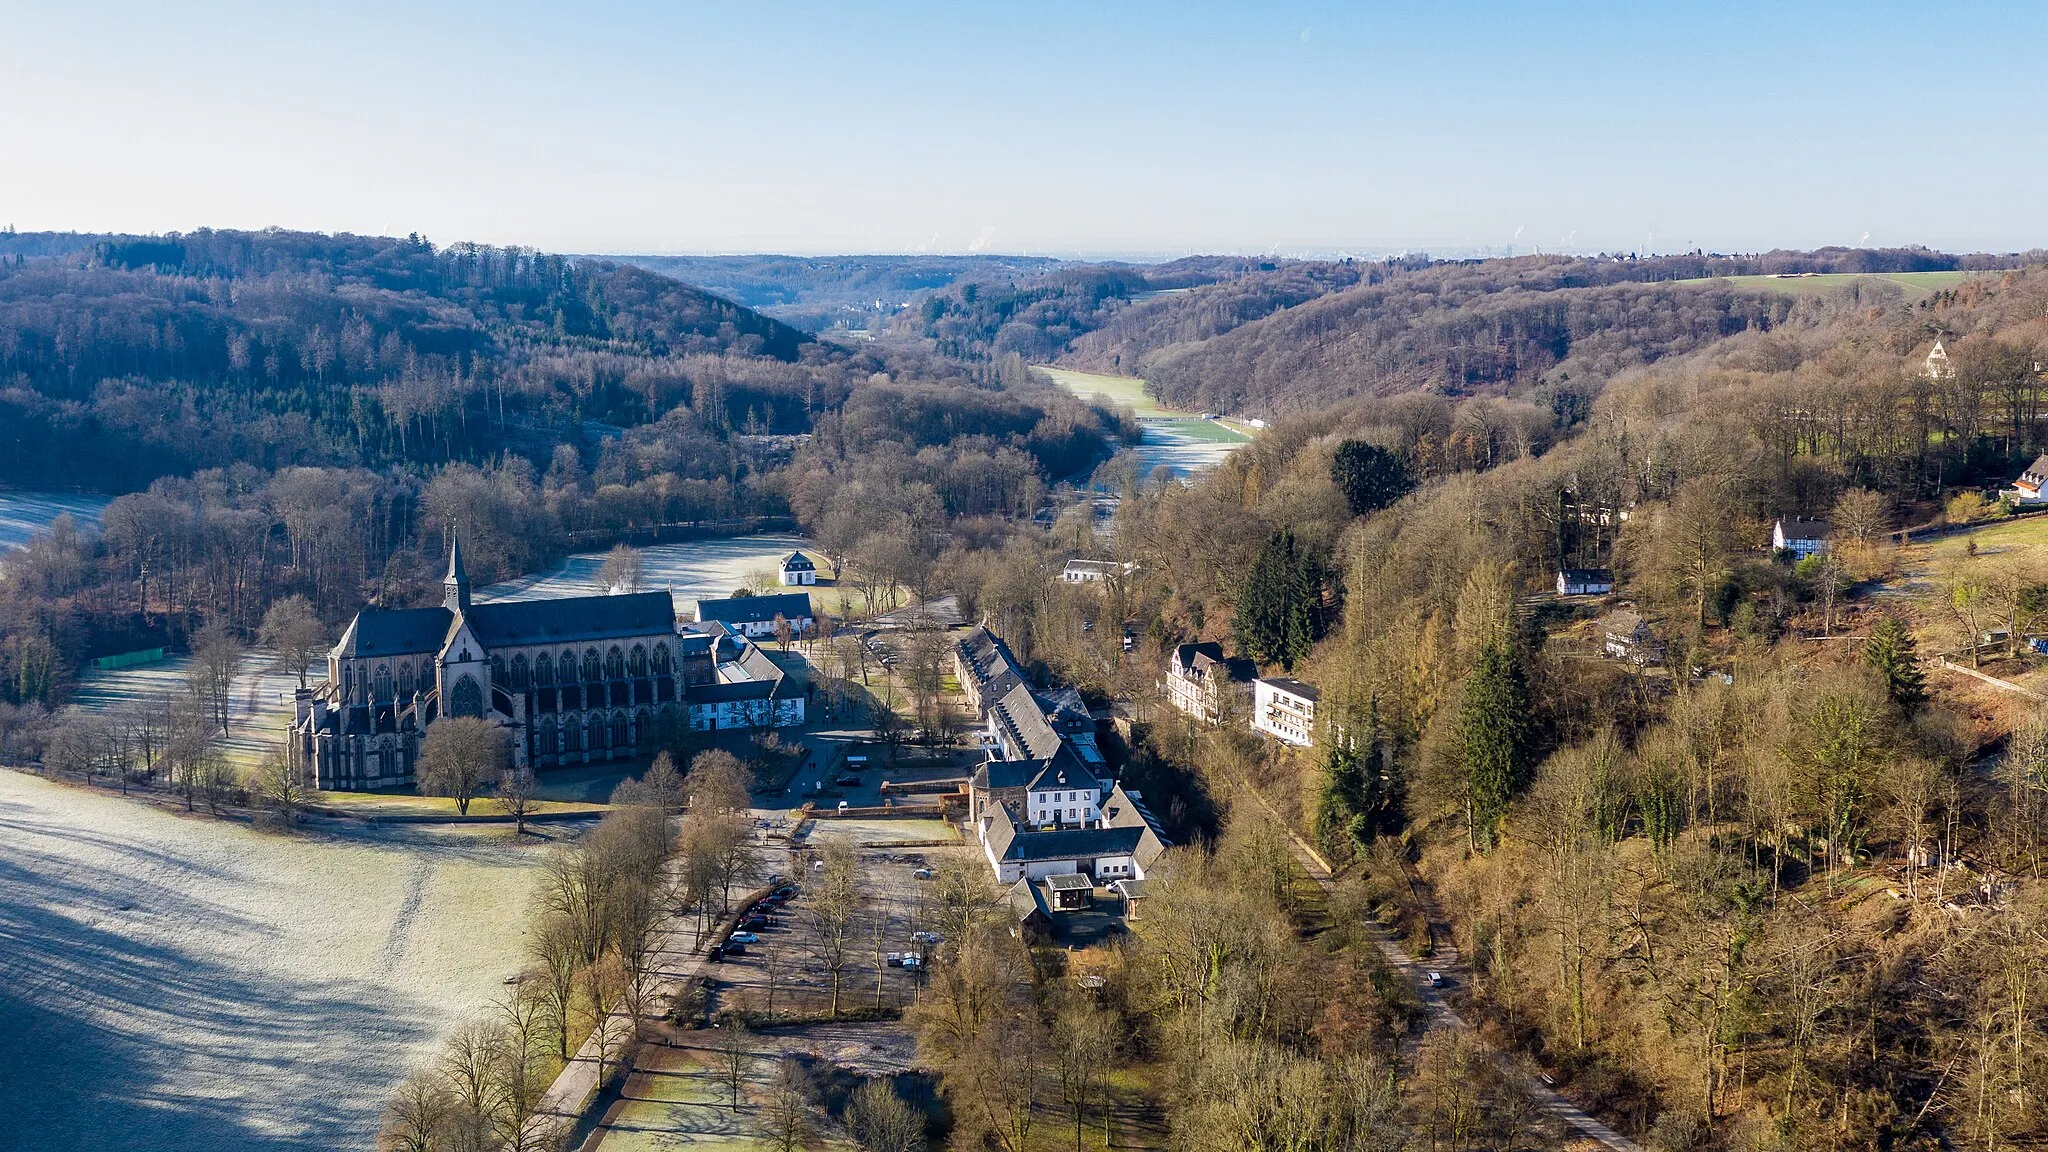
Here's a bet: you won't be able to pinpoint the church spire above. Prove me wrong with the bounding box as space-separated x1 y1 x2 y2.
443 531 471 612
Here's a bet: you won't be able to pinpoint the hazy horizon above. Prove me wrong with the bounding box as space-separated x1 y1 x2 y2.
5 1 2045 257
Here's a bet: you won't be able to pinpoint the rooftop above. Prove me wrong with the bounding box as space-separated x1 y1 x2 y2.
693 592 815 626
1257 677 1321 703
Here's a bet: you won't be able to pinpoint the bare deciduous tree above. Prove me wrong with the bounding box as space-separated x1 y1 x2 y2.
418 717 507 815
495 767 539 835
806 840 864 1018
259 594 329 687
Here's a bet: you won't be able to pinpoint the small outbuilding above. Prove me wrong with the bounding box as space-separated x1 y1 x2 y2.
1556 568 1615 597
1043 872 1094 912
779 551 818 586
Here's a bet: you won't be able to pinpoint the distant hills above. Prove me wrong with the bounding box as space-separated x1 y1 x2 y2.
0 229 818 487
595 253 1069 332
900 247 2045 415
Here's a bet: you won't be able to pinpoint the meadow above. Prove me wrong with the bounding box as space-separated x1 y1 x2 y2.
1037 366 1181 418
479 532 822 613
1134 418 1250 480
0 491 111 552
0 769 550 1151
1674 270 1981 296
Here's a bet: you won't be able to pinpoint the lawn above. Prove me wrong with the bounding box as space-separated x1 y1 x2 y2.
1037 367 1182 418
0 768 550 1151
1674 270 1981 296
480 533 819 615
1150 417 1249 444
1894 514 2048 589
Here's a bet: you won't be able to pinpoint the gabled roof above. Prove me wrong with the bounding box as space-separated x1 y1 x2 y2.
956 625 1026 705
1101 783 1170 844
1040 685 1092 731
465 592 676 649
996 824 1152 864
1173 642 1253 682
1007 878 1053 923
1043 873 1093 892
687 680 779 703
991 679 1064 761
1027 751 1102 795
976 758 1048 793
985 800 1158 865
694 592 814 626
1776 516 1832 541
341 607 453 658
1603 609 1648 638
1560 568 1615 581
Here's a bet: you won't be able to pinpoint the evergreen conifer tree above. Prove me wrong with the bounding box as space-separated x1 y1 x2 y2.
1864 615 1926 708
1235 529 1326 670
1459 641 1532 851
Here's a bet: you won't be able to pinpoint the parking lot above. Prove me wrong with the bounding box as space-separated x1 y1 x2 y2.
700 821 973 1022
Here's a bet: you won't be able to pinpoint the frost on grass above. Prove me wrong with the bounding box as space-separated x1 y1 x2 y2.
0 770 546 1151
0 492 112 553
478 533 815 613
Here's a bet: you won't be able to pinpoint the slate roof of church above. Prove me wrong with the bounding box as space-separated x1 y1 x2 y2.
466 592 677 648
339 592 676 659
343 607 457 658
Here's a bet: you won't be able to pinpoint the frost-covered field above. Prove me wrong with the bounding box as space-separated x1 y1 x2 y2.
0 492 112 552
1135 419 1248 479
71 649 302 772
479 532 816 614
0 769 549 1151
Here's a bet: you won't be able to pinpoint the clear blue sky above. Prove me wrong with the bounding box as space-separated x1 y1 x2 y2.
3 0 2042 257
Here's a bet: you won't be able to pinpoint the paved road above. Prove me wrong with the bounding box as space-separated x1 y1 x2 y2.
1228 775 1643 1152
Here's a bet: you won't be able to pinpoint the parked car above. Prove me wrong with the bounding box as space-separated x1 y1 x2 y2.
911 930 942 944
707 944 726 962
835 774 862 787
1425 971 1443 988
911 867 934 880
742 915 768 930
901 954 923 970
728 931 759 945
722 941 747 956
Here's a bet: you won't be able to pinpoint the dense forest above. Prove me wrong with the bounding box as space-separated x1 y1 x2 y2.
906 247 2044 416
952 259 2048 1151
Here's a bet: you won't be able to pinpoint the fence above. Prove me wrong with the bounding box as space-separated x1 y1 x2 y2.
90 647 167 671
1936 658 2048 702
